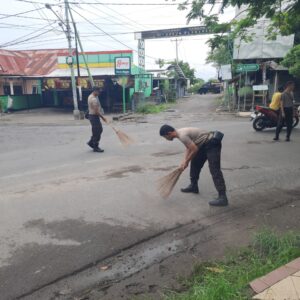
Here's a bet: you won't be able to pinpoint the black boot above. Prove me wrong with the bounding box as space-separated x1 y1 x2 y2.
93 147 104 153
209 192 228 207
181 182 199 194
87 140 94 149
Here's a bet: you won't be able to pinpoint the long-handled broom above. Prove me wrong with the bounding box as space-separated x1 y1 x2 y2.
158 167 183 199
102 116 134 147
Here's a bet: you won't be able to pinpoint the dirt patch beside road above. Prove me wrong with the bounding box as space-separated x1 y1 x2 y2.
74 187 300 300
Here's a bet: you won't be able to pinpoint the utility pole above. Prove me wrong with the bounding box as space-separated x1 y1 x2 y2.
68 7 94 87
171 38 182 63
64 0 80 119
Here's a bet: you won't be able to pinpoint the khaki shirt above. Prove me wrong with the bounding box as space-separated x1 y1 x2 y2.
88 93 101 115
177 128 211 148
281 91 294 108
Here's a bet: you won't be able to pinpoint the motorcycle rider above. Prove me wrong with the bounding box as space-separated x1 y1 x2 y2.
274 81 295 142
270 86 284 111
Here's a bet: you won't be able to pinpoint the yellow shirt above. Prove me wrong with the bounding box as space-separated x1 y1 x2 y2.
269 92 281 110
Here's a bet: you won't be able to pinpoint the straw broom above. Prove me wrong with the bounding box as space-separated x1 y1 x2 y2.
102 117 134 147
158 167 183 199
110 124 135 147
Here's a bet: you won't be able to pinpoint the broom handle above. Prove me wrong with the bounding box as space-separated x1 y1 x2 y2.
102 118 118 133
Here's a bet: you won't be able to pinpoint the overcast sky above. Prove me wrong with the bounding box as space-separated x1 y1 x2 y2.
0 0 236 80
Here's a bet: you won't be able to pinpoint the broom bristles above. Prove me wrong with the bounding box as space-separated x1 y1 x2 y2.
111 126 135 146
158 167 183 199
116 129 135 146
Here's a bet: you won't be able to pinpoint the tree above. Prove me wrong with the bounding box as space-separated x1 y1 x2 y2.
166 0 300 53
155 59 197 84
176 60 197 84
282 45 300 78
177 0 300 40
206 43 232 67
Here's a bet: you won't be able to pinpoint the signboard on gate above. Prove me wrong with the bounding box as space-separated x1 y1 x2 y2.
115 57 131 75
135 26 210 40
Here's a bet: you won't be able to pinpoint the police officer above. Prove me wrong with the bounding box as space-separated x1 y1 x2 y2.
87 87 107 153
274 81 296 142
159 124 228 207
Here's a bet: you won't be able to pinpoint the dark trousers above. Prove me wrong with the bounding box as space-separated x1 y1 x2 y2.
89 115 103 148
275 107 293 139
190 141 226 194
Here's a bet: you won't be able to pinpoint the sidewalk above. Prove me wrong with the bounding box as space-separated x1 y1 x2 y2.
251 257 300 300
0 108 80 126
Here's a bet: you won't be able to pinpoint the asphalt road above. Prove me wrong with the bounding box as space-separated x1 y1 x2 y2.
0 94 299 299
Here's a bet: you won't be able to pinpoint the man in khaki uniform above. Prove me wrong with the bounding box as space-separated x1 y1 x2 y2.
160 124 228 207
87 87 107 152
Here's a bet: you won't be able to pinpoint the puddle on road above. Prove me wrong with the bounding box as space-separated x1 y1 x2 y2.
105 166 144 179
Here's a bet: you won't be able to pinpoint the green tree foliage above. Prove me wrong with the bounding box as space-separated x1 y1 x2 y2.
282 44 300 78
176 60 197 84
177 0 300 40
178 0 299 47
188 78 205 93
166 0 300 77
155 59 197 84
206 43 232 67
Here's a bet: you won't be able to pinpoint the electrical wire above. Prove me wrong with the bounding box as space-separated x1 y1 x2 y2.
71 6 160 61
0 26 61 48
0 13 57 21
73 2 148 34
15 0 186 6
0 21 58 47
0 7 45 20
92 0 150 30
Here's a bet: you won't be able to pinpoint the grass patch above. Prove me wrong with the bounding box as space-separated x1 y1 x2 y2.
136 103 170 114
165 230 300 300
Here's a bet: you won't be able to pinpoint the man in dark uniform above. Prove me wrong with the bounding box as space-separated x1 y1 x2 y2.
87 87 107 152
159 124 228 207
274 81 296 142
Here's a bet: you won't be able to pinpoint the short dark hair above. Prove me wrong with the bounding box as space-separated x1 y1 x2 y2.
160 124 175 136
92 87 100 92
278 86 284 93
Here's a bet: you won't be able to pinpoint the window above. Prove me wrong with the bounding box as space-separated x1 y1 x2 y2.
3 85 10 95
32 86 38 94
14 86 23 95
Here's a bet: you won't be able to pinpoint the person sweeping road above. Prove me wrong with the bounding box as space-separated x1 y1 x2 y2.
159 125 228 207
87 87 107 153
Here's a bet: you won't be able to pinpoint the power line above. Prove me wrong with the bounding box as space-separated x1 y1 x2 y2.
0 13 57 21
16 0 186 5
0 21 58 47
73 2 147 34
92 0 149 30
0 21 50 28
70 6 159 62
0 7 45 20
0 26 60 48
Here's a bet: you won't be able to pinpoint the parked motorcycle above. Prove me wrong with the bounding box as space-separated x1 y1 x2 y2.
251 105 299 131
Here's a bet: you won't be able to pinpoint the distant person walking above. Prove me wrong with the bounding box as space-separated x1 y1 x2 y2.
274 81 295 142
87 87 107 152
